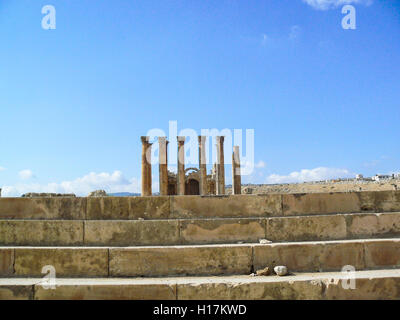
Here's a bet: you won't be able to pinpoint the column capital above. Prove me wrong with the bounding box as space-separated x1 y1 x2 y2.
198 136 206 143
158 136 167 144
216 136 225 143
177 136 186 143
141 136 150 144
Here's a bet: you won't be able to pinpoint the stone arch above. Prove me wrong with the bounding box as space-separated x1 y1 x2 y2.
185 168 199 174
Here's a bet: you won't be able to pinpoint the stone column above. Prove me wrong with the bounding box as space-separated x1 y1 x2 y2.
232 146 242 195
141 136 152 196
216 136 225 195
198 136 207 195
177 136 186 196
159 137 169 196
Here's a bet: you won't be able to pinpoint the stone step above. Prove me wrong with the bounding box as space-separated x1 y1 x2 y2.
2 269 400 300
0 190 399 220
1 212 400 246
1 239 400 278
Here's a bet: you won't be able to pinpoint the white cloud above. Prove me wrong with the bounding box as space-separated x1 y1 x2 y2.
363 155 391 168
302 0 373 10
266 167 352 184
261 25 302 48
18 169 34 180
255 161 266 169
0 166 5 172
2 171 141 197
168 166 178 174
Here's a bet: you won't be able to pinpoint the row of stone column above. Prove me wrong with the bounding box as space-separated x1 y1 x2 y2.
141 136 242 196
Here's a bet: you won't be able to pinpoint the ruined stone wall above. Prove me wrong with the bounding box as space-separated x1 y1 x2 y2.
0 190 399 219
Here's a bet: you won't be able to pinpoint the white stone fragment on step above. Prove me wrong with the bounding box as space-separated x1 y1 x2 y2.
274 266 288 276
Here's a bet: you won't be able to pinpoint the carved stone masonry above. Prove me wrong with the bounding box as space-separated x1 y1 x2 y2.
177 136 186 196
232 146 242 195
141 136 152 196
216 136 225 195
198 136 207 196
140 134 239 196
159 137 169 196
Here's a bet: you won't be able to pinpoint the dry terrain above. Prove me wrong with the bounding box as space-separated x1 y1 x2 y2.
226 179 400 195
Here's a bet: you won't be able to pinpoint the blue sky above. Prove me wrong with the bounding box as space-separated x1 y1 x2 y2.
0 0 399 196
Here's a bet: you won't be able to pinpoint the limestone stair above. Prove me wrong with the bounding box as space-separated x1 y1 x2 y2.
1 211 400 246
1 191 400 299
2 269 400 300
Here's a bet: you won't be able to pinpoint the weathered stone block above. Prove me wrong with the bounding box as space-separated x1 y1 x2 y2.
0 220 84 246
35 281 177 300
357 191 400 213
0 198 86 220
180 218 265 244
266 215 346 242
376 213 400 235
84 220 180 246
346 213 400 238
318 241 365 271
86 197 170 220
109 245 253 277
0 285 33 300
14 248 108 277
253 243 323 272
171 195 282 218
364 240 400 268
0 249 14 276
324 276 400 300
346 214 379 238
282 193 361 215
255 241 365 273
177 278 324 300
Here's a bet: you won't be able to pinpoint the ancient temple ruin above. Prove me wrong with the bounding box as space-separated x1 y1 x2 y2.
141 136 242 196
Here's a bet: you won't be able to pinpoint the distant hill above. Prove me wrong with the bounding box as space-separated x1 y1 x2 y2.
108 192 141 197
